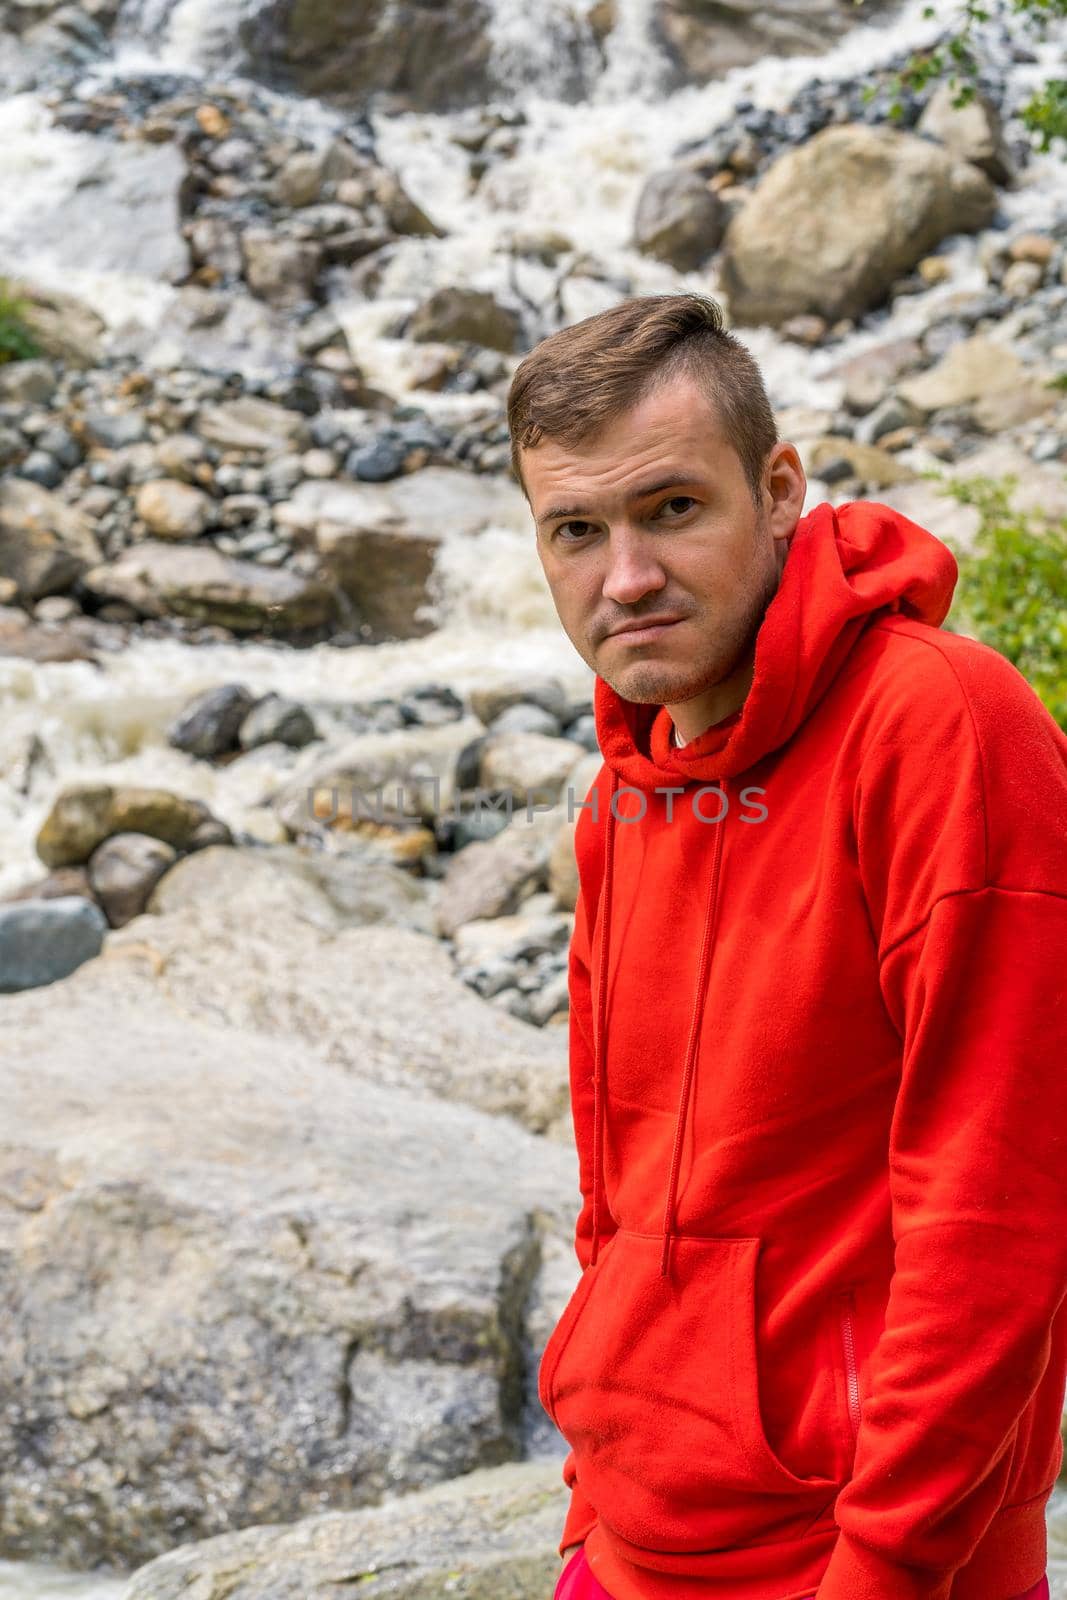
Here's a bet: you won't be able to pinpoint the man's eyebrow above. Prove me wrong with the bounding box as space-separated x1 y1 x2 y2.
535 476 705 528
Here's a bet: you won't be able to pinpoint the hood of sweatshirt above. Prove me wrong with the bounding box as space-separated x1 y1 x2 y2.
594 497 959 789
584 499 959 1278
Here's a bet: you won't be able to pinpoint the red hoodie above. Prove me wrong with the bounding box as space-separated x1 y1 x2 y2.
539 499 1067 1600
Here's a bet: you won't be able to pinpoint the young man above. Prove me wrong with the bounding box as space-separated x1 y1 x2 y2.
506 292 1067 1600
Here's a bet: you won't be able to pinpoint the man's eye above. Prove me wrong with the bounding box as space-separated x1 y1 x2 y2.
658 496 696 517
556 521 592 541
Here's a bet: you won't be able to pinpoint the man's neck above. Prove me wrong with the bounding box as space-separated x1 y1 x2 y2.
666 648 755 744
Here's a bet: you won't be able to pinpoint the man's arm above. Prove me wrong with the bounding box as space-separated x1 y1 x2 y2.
816 639 1067 1599
551 790 614 1560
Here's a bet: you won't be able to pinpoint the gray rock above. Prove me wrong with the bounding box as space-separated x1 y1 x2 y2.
153 433 211 482
917 80 1015 186
633 165 726 269
168 683 257 758
0 357 57 405
528 970 570 1026
479 732 585 808
84 410 148 449
0 424 23 468
195 396 311 455
273 716 487 834
408 286 521 352
469 676 571 726
272 147 327 207
240 0 493 112
489 703 564 738
435 810 563 938
119 889 568 1130
240 228 322 306
0 943 574 1567
1002 259 1044 299
87 831 178 927
81 540 337 634
453 908 572 974
563 712 599 754
279 467 527 642
0 606 102 663
35 423 81 468
187 214 244 281
854 394 924 446
660 0 890 80
237 692 318 749
120 1458 570 1600
831 336 924 415
896 335 1043 421
17 448 63 488
0 894 107 992
146 842 433 936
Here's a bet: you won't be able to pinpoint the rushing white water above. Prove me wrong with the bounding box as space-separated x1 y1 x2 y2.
0 1562 126 1600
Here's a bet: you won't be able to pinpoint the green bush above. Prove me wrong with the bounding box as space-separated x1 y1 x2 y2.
857 0 1067 153
935 472 1067 730
0 279 40 366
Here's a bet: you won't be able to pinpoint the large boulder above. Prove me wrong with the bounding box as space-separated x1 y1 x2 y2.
279 467 528 640
81 541 337 634
117 903 570 1132
0 927 575 1568
658 0 894 81
240 0 494 112
719 124 996 326
146 841 432 933
121 1459 570 1599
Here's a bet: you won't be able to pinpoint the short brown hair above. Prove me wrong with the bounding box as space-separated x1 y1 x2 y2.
507 292 778 507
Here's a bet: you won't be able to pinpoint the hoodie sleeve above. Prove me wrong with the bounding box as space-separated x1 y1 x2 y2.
816 636 1067 1600
554 787 615 1557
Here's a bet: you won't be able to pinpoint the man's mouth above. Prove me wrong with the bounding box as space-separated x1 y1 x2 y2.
607 615 685 644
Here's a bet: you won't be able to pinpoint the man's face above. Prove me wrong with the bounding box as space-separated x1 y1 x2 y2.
525 371 804 723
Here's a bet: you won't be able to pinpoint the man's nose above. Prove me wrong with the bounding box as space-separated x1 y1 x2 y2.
601 527 668 608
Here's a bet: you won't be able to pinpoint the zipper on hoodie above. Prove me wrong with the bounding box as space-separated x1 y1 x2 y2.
837 1289 862 1443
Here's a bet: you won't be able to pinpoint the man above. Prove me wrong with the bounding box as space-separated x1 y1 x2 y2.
506 291 1067 1600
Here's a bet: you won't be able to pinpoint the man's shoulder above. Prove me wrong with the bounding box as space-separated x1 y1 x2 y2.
850 615 1067 892
853 614 1065 763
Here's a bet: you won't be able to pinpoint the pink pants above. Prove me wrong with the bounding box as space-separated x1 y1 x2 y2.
553 1546 1051 1600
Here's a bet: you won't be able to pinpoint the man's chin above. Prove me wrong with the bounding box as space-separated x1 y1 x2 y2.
597 661 710 706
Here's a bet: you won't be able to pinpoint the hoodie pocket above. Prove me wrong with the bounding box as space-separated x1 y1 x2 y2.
538 1228 839 1555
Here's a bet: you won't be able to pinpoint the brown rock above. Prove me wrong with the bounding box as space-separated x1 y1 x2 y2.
720 125 996 327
